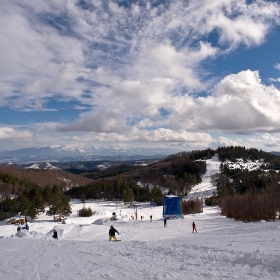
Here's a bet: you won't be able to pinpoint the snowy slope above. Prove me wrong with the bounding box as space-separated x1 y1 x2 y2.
1 202 280 279
0 156 280 279
187 155 221 199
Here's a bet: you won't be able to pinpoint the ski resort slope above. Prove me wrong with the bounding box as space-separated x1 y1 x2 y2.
187 155 221 199
0 157 280 279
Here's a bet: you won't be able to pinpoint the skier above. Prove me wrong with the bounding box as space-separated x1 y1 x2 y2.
164 218 167 227
52 229 58 240
17 225 21 232
192 221 197 233
109 225 119 241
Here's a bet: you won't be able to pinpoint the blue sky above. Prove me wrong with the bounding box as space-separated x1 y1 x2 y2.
1 0 280 154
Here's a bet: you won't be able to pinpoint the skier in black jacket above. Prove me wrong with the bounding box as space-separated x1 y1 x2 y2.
52 229 58 240
109 226 119 241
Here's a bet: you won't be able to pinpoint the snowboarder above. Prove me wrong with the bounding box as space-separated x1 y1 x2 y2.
52 229 58 240
192 221 197 233
25 223 29 230
164 218 167 227
17 225 21 232
109 226 119 241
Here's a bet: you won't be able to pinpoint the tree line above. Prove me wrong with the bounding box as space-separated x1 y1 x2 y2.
0 171 71 221
65 177 164 206
206 161 280 222
217 146 276 163
66 152 208 203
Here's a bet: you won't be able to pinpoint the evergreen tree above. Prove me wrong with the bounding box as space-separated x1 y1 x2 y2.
123 186 134 203
46 185 72 220
151 186 163 205
80 193 86 204
17 185 45 219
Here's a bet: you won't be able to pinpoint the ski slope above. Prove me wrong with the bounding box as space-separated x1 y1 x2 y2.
187 155 221 199
0 156 280 279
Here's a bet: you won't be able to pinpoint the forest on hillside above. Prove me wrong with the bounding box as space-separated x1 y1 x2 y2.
217 146 278 164
66 151 208 203
0 150 209 220
1 146 280 222
207 146 280 221
0 166 94 190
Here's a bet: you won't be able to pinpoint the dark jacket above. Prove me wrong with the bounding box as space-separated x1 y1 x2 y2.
52 230 58 239
109 227 119 236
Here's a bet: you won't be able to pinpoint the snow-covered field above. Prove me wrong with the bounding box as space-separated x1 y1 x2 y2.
1 156 280 279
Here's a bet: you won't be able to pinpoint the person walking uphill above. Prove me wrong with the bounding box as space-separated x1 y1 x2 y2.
109 226 119 241
192 221 197 233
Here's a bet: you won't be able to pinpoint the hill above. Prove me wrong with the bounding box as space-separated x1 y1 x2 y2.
66 152 208 202
0 165 94 191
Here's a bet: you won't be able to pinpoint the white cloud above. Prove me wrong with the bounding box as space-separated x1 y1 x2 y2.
0 2 84 109
57 110 127 133
0 127 33 141
1 0 280 150
248 133 280 149
1 0 279 110
269 78 280 82
56 69 280 143
215 136 239 147
128 128 213 143
215 70 280 123
274 63 280 70
69 128 213 145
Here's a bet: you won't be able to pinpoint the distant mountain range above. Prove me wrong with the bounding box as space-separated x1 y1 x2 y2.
1 145 279 167
0 145 168 164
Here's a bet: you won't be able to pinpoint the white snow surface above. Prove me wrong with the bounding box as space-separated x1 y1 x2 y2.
1 156 280 279
187 155 221 199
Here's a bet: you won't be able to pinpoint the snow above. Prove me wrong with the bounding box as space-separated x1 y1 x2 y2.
187 155 221 199
25 162 40 169
1 156 280 279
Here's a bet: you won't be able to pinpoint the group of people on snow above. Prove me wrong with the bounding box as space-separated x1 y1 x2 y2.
17 223 29 232
16 219 197 241
163 218 197 233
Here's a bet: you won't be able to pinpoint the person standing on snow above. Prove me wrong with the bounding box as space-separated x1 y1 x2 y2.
164 218 167 227
192 221 197 233
52 229 58 240
109 225 119 241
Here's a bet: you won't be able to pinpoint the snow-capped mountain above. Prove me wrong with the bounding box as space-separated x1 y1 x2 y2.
0 145 168 164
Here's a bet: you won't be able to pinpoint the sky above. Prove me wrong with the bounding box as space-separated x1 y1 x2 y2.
0 157 280 279
1 0 280 153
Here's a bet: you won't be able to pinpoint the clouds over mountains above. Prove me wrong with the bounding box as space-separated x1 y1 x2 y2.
1 0 280 152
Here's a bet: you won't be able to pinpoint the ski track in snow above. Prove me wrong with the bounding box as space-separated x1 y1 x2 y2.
0 156 280 279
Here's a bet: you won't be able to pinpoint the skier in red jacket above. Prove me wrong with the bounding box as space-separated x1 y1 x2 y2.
192 221 197 233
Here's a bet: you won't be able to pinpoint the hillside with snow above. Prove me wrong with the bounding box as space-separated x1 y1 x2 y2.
1 156 280 279
187 155 221 199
